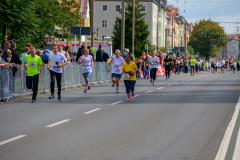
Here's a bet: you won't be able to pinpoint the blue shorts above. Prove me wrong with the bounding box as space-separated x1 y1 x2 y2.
111 73 122 79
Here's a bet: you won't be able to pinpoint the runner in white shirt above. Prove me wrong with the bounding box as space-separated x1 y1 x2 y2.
217 61 221 74
232 61 236 74
148 51 159 85
221 59 225 74
108 49 124 93
78 49 93 93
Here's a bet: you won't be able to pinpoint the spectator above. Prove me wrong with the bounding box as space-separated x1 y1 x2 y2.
36 49 41 56
9 42 21 65
21 47 29 65
87 46 95 61
103 50 109 62
42 49 50 64
26 42 32 55
64 46 72 63
61 44 66 56
121 48 129 61
76 45 85 62
96 45 103 62
135 59 141 79
131 54 134 61
1 36 10 62
141 52 146 60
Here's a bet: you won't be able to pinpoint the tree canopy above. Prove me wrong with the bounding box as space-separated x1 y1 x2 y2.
188 19 227 58
112 0 150 58
0 0 81 52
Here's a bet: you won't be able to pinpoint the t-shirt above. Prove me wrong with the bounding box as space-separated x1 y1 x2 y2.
49 53 67 73
25 55 43 76
233 63 236 68
190 58 196 66
183 59 188 66
148 56 159 69
21 53 27 65
78 55 93 73
221 61 225 66
164 58 172 66
42 54 49 61
122 61 137 81
141 55 146 60
204 62 208 67
109 56 124 74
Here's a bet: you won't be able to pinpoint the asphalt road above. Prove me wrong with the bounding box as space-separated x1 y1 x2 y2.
0 72 240 160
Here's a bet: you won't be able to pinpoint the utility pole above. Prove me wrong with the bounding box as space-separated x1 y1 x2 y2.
184 21 187 58
165 28 168 52
90 0 95 47
121 2 125 52
171 16 174 50
132 0 135 56
157 2 160 52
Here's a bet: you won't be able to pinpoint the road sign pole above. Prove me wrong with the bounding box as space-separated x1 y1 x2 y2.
79 26 82 47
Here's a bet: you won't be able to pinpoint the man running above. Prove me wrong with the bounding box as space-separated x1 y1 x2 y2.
221 59 225 74
108 49 124 93
189 55 196 76
47 45 68 101
24 47 43 103
232 61 236 74
164 55 172 79
204 60 208 74
148 51 159 85
78 49 93 93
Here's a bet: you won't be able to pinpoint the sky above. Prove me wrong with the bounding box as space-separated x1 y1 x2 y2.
167 0 240 34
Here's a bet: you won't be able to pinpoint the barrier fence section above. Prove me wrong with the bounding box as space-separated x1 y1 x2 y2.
0 62 112 104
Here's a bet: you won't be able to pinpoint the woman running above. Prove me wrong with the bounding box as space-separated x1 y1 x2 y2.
232 61 236 74
78 49 93 93
121 54 138 102
148 51 159 85
108 49 124 93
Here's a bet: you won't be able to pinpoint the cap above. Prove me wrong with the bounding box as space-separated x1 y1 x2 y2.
45 49 49 52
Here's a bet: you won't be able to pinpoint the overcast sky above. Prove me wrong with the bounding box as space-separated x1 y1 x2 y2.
167 0 240 34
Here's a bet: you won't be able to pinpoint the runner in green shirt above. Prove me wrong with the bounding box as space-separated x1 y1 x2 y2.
189 55 196 76
204 61 208 74
24 47 43 103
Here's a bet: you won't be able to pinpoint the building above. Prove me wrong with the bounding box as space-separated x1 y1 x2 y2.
94 0 167 51
227 34 240 59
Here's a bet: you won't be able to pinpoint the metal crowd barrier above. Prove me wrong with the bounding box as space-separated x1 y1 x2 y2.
0 62 112 104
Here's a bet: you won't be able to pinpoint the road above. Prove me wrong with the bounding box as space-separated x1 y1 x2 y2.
0 72 240 160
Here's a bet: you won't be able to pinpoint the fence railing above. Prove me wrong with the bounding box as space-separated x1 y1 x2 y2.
0 62 112 104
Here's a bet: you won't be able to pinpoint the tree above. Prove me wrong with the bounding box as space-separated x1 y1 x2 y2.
188 19 227 59
112 0 150 58
0 0 81 52
187 45 194 55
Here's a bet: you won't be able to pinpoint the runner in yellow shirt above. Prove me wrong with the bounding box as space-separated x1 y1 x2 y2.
189 55 196 76
204 60 208 74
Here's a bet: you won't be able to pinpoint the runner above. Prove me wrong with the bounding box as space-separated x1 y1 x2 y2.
148 51 159 85
204 60 208 74
225 60 228 73
78 49 93 93
232 61 236 74
208 62 211 73
121 54 138 102
164 55 172 79
47 45 68 101
24 47 43 103
217 60 221 74
189 55 196 76
108 49 124 93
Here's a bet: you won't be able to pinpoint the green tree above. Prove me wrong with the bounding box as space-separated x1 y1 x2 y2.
187 45 194 55
188 19 227 59
0 0 81 52
112 0 150 58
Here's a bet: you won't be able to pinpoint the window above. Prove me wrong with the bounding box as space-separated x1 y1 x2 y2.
103 5 107 11
102 20 107 27
141 5 145 12
116 5 120 11
102 35 106 41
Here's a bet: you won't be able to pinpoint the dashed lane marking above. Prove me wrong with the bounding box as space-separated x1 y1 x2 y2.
83 108 101 114
110 101 123 105
0 135 26 146
145 91 153 93
46 119 70 127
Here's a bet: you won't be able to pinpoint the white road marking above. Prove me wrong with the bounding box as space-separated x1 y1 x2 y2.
46 119 70 127
0 135 26 146
174 82 179 84
191 79 194 80
110 101 123 105
145 91 153 93
182 81 185 83
83 108 101 114
233 124 240 160
133 95 140 98
157 87 164 90
214 96 240 160
186 80 190 81
167 84 172 86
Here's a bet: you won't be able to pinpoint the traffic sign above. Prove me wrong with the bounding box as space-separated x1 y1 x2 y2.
70 26 91 35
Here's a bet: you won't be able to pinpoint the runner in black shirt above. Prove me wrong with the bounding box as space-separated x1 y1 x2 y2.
164 56 172 79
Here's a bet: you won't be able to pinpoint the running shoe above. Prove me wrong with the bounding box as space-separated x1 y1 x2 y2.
150 80 152 84
127 98 131 102
84 89 87 93
112 82 115 87
116 89 119 93
31 100 36 103
58 94 61 101
152 83 154 85
49 94 54 99
88 85 90 90
131 91 135 97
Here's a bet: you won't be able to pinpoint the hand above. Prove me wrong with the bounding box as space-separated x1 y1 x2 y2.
81 58 86 63
37 71 41 75
130 71 135 75
4 35 8 40
108 68 110 72
57 63 62 68
47 66 50 69
118 66 121 70
25 70 27 75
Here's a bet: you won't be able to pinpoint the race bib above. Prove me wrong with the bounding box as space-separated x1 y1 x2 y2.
29 62 36 67
124 73 130 79
150 64 156 68
115 66 120 71
190 64 193 66
166 62 169 65
83 66 88 70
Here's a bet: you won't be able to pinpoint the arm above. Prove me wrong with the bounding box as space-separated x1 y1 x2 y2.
108 58 112 72
100 50 103 62
47 59 51 69
38 64 43 75
24 62 27 74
